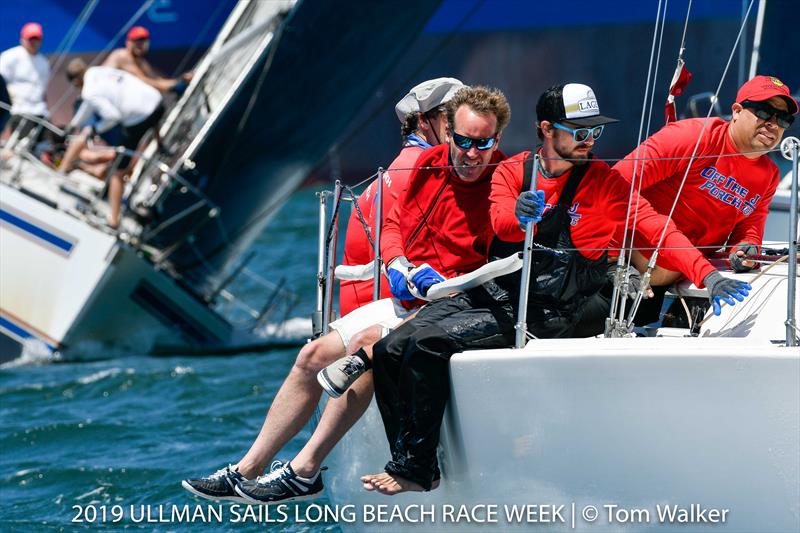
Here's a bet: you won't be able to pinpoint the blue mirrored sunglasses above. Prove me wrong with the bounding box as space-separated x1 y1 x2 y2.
552 123 604 143
452 131 497 151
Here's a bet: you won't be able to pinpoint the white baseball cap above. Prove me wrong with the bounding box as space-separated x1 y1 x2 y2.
395 77 465 122
538 83 618 127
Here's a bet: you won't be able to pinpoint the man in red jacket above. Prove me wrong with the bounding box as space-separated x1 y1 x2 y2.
182 83 509 505
613 75 796 319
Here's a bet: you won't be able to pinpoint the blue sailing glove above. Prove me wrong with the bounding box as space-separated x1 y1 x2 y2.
515 190 546 225
729 242 759 273
703 271 752 316
387 256 416 300
408 263 445 298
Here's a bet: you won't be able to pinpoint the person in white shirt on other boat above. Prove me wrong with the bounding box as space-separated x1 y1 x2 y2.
0 22 50 143
59 59 164 228
180 78 476 505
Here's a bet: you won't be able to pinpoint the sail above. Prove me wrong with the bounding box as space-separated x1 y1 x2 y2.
131 0 443 299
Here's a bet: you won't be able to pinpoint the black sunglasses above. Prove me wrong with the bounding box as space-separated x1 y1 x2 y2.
452 131 497 151
741 100 794 129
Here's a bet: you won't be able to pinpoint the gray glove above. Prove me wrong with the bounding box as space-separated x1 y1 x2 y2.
607 263 647 299
729 242 759 272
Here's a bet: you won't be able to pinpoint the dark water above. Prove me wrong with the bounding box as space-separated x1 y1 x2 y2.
0 189 345 532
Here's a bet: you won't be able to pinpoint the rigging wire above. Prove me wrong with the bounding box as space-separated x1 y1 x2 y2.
606 0 664 325
170 0 232 77
50 0 100 75
616 0 673 325
625 0 759 329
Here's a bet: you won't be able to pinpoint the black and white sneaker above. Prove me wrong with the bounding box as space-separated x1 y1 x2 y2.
317 355 366 398
234 462 323 504
182 465 249 502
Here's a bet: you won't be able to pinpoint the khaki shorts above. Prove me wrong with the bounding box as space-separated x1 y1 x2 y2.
329 298 412 349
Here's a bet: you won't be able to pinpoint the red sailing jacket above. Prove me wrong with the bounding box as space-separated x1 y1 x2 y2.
381 143 506 282
491 151 709 285
613 118 780 283
340 145 423 316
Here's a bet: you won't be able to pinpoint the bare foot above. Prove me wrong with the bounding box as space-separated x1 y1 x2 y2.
361 471 425 495
360 472 380 491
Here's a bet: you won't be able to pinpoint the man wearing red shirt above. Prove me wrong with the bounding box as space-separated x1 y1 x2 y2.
613 75 797 318
340 77 464 315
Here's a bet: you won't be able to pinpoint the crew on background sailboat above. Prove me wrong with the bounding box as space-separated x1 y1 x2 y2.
103 26 192 94
59 59 164 228
0 22 50 141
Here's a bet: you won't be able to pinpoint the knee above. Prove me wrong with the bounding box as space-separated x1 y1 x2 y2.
348 324 382 355
293 339 335 375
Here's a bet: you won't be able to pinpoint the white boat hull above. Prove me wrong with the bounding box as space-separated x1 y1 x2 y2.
0 182 231 361
325 267 800 532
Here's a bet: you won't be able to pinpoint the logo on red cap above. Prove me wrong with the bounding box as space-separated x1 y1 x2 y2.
770 77 785 87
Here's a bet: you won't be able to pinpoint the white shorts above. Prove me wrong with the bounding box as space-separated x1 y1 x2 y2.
329 298 412 349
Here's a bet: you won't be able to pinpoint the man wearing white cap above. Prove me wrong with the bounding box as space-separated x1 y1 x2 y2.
0 22 50 140
182 78 503 505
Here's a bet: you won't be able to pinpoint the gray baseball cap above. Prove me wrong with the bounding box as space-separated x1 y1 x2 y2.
395 77 465 122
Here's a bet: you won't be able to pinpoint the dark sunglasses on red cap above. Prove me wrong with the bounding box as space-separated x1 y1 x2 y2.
451 131 497 151
741 100 795 128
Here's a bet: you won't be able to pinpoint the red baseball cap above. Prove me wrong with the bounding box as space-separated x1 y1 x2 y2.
736 75 798 115
127 26 150 41
21 22 43 40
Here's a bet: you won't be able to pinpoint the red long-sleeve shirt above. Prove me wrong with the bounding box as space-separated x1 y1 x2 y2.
491 151 709 285
340 145 423 316
613 118 780 282
381 143 506 279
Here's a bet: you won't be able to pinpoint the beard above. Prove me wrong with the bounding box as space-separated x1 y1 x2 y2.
553 141 591 165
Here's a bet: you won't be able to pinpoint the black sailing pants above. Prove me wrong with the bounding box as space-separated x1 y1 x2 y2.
371 282 516 490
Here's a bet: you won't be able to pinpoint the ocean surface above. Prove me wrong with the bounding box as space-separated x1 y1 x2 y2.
0 188 346 532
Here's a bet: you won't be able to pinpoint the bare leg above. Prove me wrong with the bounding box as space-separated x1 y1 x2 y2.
107 169 126 228
290 365 374 477
235 331 345 479
59 131 88 172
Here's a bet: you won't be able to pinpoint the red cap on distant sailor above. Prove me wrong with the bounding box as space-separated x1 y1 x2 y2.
736 75 798 115
127 26 150 41
21 22 43 40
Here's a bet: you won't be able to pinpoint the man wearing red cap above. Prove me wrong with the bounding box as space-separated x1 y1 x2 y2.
103 26 191 93
0 22 50 139
613 75 797 321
